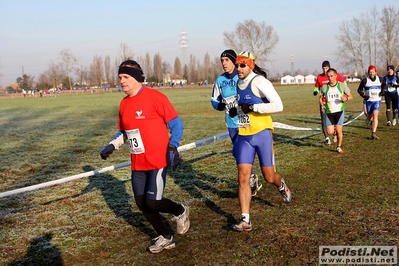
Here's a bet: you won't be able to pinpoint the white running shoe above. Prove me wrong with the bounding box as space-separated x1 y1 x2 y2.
393 119 397 126
231 216 252 232
278 178 292 203
174 204 190 234
336 146 344 154
148 235 175 254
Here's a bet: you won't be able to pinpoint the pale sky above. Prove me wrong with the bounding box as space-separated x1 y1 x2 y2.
0 0 397 85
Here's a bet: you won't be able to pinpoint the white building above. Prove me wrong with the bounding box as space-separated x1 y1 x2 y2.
294 75 305 84
281 75 295 85
304 74 316 84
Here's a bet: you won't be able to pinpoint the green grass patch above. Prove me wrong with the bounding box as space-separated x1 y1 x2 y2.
1 85 398 265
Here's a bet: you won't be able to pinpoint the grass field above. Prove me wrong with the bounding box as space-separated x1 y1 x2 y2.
0 84 398 265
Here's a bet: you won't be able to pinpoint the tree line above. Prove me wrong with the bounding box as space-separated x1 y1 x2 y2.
2 6 399 91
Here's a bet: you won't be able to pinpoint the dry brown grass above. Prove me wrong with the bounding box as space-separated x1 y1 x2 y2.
1 85 398 265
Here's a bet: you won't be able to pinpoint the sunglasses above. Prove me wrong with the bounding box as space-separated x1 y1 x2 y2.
235 63 248 68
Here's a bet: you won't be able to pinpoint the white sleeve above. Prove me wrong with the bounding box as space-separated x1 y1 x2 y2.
109 130 126 150
252 77 283 114
211 82 222 102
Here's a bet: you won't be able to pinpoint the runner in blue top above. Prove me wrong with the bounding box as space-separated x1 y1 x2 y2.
383 65 398 126
357 65 387 140
211 49 262 196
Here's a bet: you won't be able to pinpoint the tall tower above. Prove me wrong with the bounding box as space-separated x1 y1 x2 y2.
180 30 188 66
291 54 294 76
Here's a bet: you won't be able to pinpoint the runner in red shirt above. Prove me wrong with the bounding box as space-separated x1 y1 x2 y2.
313 61 345 145
100 60 190 254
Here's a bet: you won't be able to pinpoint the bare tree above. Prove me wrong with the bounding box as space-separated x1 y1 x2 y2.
16 74 35 90
196 61 203 83
336 6 399 77
185 54 197 83
336 16 370 77
223 19 279 64
379 6 399 68
173 57 182 76
153 53 162 83
36 72 50 89
136 55 145 70
144 52 152 78
104 55 112 85
203 52 211 82
75 65 88 87
137 54 154 83
59 49 77 90
90 55 103 87
364 8 380 68
118 43 134 62
162 61 172 77
47 62 63 88
113 58 120 86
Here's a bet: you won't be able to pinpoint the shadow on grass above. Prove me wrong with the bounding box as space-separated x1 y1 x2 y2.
0 165 171 238
169 152 236 227
81 165 165 238
169 151 275 229
273 132 323 148
7 233 63 266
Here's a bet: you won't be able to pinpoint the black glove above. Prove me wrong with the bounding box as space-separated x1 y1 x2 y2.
100 144 115 160
229 107 238 117
217 102 226 111
167 144 182 170
363 95 370 101
313 90 318 96
241 103 254 114
379 91 384 97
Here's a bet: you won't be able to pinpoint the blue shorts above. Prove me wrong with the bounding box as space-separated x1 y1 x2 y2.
326 111 344 126
233 129 274 167
228 127 238 145
366 101 381 114
131 168 166 200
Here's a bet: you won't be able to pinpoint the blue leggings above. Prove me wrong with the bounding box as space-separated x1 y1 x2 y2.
233 129 274 167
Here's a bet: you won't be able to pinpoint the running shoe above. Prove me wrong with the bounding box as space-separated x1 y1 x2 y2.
278 178 292 203
148 235 175 254
174 204 190 235
336 146 344 154
371 133 379 140
387 121 391 126
231 216 252 232
325 137 331 145
393 119 397 126
250 173 263 196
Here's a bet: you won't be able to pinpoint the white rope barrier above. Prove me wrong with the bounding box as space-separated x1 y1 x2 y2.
343 111 364 126
0 112 364 198
273 122 321 131
0 132 230 198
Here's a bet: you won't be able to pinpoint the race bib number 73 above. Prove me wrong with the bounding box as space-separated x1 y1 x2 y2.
125 128 145 154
